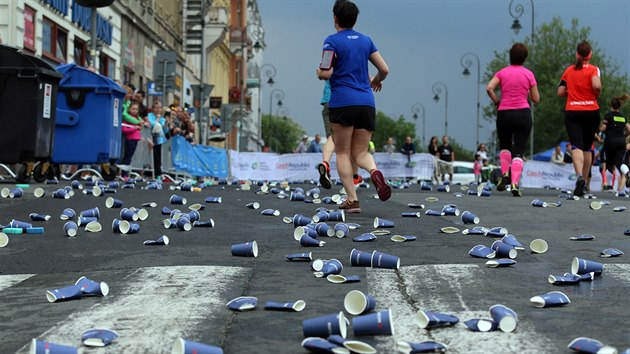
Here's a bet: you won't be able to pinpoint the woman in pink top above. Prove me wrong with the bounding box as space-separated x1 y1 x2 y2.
486 43 540 196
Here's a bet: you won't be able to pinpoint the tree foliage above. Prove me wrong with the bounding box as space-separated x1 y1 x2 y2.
483 17 630 154
372 111 418 152
261 114 306 154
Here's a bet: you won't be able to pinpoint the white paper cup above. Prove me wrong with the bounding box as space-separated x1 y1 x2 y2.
530 239 548 254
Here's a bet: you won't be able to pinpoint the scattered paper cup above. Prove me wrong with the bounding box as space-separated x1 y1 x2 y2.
571 257 603 276
81 328 119 347
231 241 258 257
530 239 548 254
303 312 347 339
489 304 518 333
64 221 78 237
352 309 394 336
171 338 223 354
30 339 78 354
529 291 570 308
344 290 376 315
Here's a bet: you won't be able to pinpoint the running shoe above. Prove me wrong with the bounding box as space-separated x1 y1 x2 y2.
510 184 522 197
318 161 332 189
370 169 391 201
338 199 361 213
574 176 586 197
496 173 510 192
616 191 628 198
353 175 364 186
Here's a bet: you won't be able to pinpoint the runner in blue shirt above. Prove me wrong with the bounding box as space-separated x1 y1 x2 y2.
316 0 391 213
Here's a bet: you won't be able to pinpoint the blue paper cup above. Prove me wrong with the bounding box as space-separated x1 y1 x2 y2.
415 310 460 329
468 245 496 259
489 304 518 333
529 291 570 308
300 234 325 247
246 202 260 210
171 338 223 354
193 220 215 228
161 207 172 215
437 185 450 193
30 339 78 354
461 211 479 225
231 241 258 257
567 337 616 354
463 319 498 332
303 312 347 339
491 241 517 259
205 196 222 203
120 208 139 222
315 222 334 237
441 206 459 216
170 195 187 205
8 188 23 198
352 309 394 336
327 210 345 222
81 329 119 347
571 257 603 276
371 250 400 269
373 217 395 229
112 219 131 234
397 341 448 354
64 221 78 237
176 218 192 231
77 216 98 227
264 300 307 312
501 235 525 250
344 290 376 315
334 223 350 238
286 252 312 261
350 248 373 267
302 337 344 353
29 213 51 221
106 197 123 209
52 189 69 199
46 284 83 303
9 219 31 229
314 259 342 278
293 214 312 227
127 223 140 234
307 188 321 199
180 182 193 191
75 276 110 296
420 182 432 191
187 210 201 222
290 192 305 201
531 199 547 207
143 235 170 245
80 207 100 219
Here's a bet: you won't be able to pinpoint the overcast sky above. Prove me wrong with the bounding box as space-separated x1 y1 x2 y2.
257 0 630 151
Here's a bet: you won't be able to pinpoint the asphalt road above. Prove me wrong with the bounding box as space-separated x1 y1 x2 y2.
0 178 628 353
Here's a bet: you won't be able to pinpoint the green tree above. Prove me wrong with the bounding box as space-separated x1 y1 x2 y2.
449 138 474 161
261 114 306 153
482 17 630 154
372 111 418 152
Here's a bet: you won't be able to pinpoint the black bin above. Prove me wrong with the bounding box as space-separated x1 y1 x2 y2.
0 45 62 164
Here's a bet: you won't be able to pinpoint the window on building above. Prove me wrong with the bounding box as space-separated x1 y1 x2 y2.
99 53 116 79
41 17 67 63
23 6 36 53
73 38 87 67
123 68 134 86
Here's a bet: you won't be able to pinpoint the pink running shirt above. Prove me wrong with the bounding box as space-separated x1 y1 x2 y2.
494 65 537 111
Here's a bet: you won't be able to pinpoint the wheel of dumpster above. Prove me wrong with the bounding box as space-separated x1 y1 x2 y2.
33 162 52 183
101 163 117 181
15 164 31 184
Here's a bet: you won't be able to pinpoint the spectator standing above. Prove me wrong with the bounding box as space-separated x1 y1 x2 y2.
428 136 440 184
382 137 395 153
120 102 143 178
557 40 602 196
295 135 308 153
308 134 323 153
437 135 455 182
473 154 482 184
147 101 168 177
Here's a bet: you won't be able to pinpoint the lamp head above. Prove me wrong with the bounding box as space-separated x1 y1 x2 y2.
511 19 522 35
462 68 471 77
433 94 440 103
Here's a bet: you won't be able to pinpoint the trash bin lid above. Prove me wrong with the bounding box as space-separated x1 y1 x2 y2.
56 63 125 94
0 44 62 79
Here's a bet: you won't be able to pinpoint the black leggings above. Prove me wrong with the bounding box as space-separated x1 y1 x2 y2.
565 110 600 151
496 109 532 158
604 138 626 171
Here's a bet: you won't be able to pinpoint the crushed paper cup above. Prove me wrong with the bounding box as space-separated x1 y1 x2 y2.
486 259 517 267
205 196 222 203
570 234 595 241
314 259 343 278
30 213 51 221
327 275 361 284
397 341 447 354
501 235 525 250
601 248 624 258
567 337 618 354
407 203 424 209
401 212 421 218
143 235 170 246
486 227 508 238
344 290 376 315
226 296 258 311
85 221 102 233
46 285 83 303
572 257 603 276
161 207 172 215
141 202 157 208
0 232 8 247
81 328 119 347
171 338 224 354
352 309 394 336
415 310 459 329
265 300 306 312
425 197 439 202
25 227 44 234
261 209 280 216
302 337 349 354
463 319 498 332
286 252 312 261
468 245 496 259
231 241 258 257
489 304 518 333
193 220 215 228
531 199 548 207
530 291 570 308
30 339 78 354
353 233 376 242
530 239 548 254
440 226 460 234
391 235 416 242
613 206 627 212
425 209 445 216
462 226 488 235
303 312 348 339
548 273 582 285
327 335 376 354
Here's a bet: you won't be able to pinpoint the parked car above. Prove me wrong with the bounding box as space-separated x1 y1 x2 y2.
452 161 475 185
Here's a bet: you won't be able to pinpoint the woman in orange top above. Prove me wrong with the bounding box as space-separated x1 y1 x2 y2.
557 40 602 196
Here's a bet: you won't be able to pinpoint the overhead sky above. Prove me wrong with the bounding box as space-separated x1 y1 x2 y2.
257 0 629 152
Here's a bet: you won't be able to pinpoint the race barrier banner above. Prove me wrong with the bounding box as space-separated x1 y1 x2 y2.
171 136 228 177
229 152 435 181
521 161 602 192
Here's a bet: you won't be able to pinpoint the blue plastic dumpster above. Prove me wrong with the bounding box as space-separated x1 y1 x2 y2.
0 45 62 182
52 64 126 180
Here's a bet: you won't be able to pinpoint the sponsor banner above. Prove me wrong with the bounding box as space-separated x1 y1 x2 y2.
521 161 602 191
230 152 434 181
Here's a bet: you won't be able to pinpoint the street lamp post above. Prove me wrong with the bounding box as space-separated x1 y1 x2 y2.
432 82 449 136
460 52 481 148
258 64 276 150
509 0 535 158
411 103 425 148
269 89 284 118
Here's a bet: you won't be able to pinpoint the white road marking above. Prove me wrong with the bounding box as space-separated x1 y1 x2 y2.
16 266 249 353
367 265 553 354
0 274 35 292
603 263 630 283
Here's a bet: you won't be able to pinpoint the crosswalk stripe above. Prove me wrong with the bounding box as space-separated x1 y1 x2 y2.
15 266 250 353
367 265 553 354
0 274 35 292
